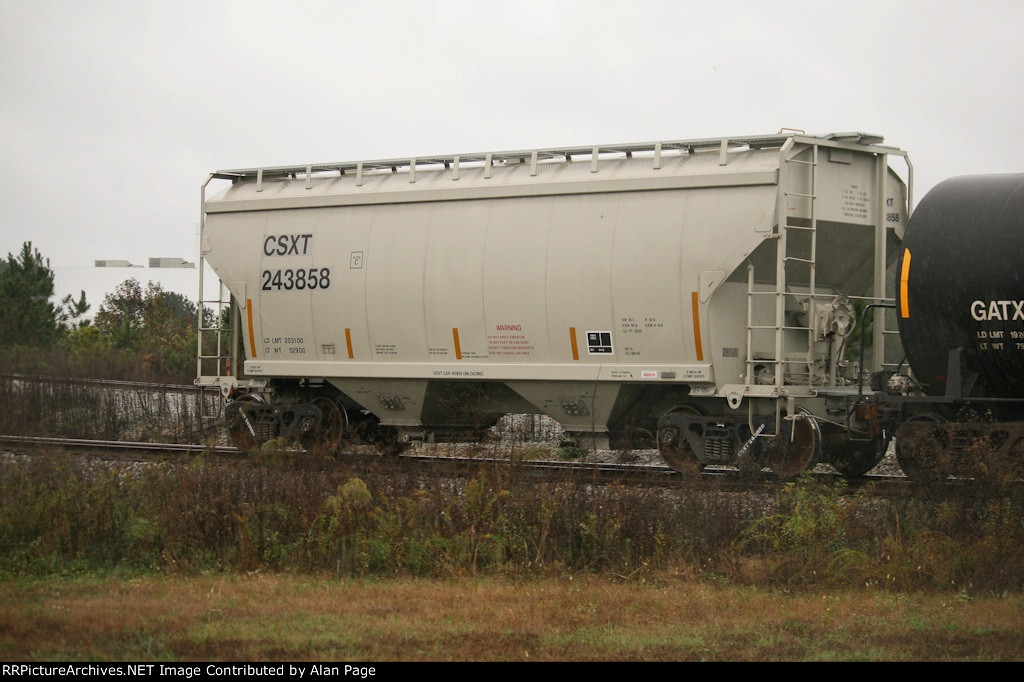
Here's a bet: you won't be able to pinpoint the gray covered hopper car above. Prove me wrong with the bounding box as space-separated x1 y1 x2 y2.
198 131 915 477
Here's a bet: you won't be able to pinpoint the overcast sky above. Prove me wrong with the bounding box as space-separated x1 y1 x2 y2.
2 0 1022 278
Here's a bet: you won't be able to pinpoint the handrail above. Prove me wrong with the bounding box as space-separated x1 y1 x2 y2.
857 303 897 401
211 132 895 182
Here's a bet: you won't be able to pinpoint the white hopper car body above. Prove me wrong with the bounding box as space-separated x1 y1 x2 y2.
198 131 911 476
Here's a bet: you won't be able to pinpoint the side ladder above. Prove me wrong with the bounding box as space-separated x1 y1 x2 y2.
745 142 821 393
195 250 234 420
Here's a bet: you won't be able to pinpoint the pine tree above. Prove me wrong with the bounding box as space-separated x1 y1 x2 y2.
0 242 87 347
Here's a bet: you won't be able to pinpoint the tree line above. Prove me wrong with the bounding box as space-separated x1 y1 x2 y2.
0 242 205 382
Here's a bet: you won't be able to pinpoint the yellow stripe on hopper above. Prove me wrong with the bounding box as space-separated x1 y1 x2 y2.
452 327 462 360
246 299 257 358
691 291 704 362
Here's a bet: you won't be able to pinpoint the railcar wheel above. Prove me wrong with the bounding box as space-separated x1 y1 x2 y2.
226 394 264 452
764 409 820 478
894 414 947 482
823 425 886 478
372 425 409 456
657 405 705 475
965 427 1024 482
300 397 346 456
351 418 410 456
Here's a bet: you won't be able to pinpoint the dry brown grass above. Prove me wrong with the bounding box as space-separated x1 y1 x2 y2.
1 574 1022 661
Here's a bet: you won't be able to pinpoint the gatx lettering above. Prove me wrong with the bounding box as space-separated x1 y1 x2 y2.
971 299 1024 321
263 234 313 256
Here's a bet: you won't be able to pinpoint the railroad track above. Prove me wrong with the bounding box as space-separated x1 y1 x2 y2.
6 374 1009 493
0 433 914 494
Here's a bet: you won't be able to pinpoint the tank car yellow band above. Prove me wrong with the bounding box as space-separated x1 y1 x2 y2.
900 249 912 318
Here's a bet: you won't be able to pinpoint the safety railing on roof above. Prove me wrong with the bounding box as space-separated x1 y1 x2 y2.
211 132 891 187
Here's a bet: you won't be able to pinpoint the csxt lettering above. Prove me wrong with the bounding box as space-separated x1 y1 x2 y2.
263 234 313 256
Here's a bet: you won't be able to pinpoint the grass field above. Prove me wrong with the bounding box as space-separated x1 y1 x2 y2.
2 444 1023 662
2 574 1022 661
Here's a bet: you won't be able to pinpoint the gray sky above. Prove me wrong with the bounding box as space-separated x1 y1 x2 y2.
2 0 1022 277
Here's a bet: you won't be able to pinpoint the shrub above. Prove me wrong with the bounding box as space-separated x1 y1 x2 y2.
1 448 1022 593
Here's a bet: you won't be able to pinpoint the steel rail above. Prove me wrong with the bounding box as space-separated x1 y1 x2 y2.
0 434 234 455
0 373 217 393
